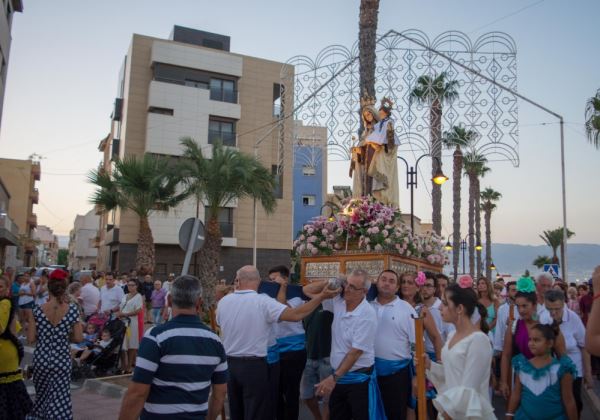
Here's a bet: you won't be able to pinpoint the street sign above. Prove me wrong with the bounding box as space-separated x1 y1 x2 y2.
178 218 205 253
543 264 560 278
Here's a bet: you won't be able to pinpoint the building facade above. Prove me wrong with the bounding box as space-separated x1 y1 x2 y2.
0 0 23 128
0 177 18 267
34 225 58 266
95 26 294 280
68 209 98 271
0 158 40 266
292 122 327 236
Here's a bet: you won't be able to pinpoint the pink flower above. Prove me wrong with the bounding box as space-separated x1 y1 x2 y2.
395 243 402 250
374 244 383 251
299 235 305 241
322 229 329 235
415 271 426 286
311 247 319 255
307 228 314 234
382 230 389 237
458 275 474 289
384 238 392 244
320 241 327 247
371 226 380 234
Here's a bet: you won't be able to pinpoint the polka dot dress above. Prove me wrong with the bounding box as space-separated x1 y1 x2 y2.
27 303 78 420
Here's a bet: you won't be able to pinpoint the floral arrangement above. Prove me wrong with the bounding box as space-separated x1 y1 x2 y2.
458 275 474 289
292 196 448 266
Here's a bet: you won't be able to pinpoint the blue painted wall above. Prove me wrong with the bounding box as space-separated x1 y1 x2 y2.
293 145 325 237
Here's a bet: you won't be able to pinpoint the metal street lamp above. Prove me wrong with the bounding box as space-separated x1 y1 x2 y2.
397 154 448 234
445 232 482 276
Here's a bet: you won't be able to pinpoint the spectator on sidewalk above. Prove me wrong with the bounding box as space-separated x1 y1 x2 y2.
119 275 228 420
150 280 166 325
79 273 100 320
98 273 124 318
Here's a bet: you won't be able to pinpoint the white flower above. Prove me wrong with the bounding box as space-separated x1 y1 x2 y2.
311 247 319 255
374 244 383 251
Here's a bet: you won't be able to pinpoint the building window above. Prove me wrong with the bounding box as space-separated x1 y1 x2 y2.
273 83 283 117
209 117 236 146
302 165 316 176
210 78 236 103
184 79 209 89
302 195 316 206
148 106 174 116
272 165 283 199
155 263 167 276
218 207 234 237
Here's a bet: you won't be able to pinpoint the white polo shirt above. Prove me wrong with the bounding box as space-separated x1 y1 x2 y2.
216 290 287 357
371 296 416 360
540 307 586 377
99 284 125 313
323 296 377 371
80 282 100 316
275 296 305 339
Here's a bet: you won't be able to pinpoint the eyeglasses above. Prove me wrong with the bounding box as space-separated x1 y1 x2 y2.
344 283 365 292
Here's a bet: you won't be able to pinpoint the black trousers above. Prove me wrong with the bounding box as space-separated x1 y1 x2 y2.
277 349 307 420
377 366 411 420
227 357 271 420
329 379 370 420
268 361 281 419
573 377 582 417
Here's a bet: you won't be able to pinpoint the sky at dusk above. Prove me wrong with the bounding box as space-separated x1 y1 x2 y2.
0 0 598 246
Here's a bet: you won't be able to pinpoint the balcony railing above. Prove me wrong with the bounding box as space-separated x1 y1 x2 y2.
208 130 237 147
0 214 19 246
112 98 123 121
209 88 238 104
27 213 37 227
31 162 41 181
219 222 234 238
30 188 39 204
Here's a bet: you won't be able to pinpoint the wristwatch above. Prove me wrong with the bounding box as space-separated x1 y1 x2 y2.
332 372 339 382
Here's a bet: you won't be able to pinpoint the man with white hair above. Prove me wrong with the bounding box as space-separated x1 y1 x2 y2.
79 273 99 319
535 272 553 319
304 270 379 420
217 265 339 420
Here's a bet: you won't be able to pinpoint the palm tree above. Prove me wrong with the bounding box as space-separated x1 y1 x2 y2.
358 0 380 133
442 125 477 280
480 187 502 280
463 151 489 277
410 72 459 235
539 227 574 267
585 88 600 149
532 255 553 269
179 138 277 305
89 154 188 274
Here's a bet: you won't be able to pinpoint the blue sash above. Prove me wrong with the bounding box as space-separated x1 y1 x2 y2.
276 333 305 353
425 351 437 400
337 369 387 420
267 344 280 364
374 357 411 377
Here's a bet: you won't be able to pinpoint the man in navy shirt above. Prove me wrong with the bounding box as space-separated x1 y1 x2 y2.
119 275 228 420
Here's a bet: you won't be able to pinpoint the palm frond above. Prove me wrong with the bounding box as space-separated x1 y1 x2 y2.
585 89 600 149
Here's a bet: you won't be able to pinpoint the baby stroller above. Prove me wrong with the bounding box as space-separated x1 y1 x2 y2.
73 318 127 379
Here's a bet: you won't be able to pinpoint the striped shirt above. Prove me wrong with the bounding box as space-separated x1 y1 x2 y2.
133 314 228 420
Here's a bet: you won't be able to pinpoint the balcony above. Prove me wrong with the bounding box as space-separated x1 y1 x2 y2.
0 214 19 246
219 222 234 238
31 162 41 181
30 188 39 204
105 227 119 246
90 235 101 248
209 88 238 104
208 130 237 147
24 241 36 254
111 139 121 161
112 98 123 121
27 213 37 227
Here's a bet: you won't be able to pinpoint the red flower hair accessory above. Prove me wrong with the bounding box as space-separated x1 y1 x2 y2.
458 275 473 289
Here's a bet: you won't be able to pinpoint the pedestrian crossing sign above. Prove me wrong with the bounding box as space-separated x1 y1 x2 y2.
543 264 560 278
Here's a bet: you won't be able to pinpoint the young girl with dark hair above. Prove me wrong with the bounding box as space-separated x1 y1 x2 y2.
423 276 495 419
507 324 577 419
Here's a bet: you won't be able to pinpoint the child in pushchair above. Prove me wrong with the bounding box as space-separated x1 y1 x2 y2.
72 318 127 379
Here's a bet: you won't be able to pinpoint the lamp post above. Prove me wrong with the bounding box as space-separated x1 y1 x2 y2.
445 232 482 277
397 154 448 234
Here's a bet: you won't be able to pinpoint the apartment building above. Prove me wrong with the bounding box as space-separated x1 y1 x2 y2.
96 26 294 280
34 225 58 266
0 158 40 266
68 209 98 270
0 0 23 127
0 177 18 267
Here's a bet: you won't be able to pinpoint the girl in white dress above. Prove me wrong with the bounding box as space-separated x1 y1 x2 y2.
424 276 496 419
117 279 143 373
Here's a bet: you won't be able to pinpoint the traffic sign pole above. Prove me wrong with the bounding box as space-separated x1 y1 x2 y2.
182 218 200 276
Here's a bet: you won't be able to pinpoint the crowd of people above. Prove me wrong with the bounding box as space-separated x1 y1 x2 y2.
0 263 599 419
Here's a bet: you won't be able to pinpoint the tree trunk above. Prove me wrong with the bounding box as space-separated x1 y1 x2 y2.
468 172 475 277
484 206 492 280
431 101 443 235
358 0 379 133
452 146 462 281
196 216 223 308
475 178 482 278
136 216 155 275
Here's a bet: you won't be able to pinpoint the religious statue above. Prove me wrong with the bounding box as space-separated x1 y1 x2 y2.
349 94 400 208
